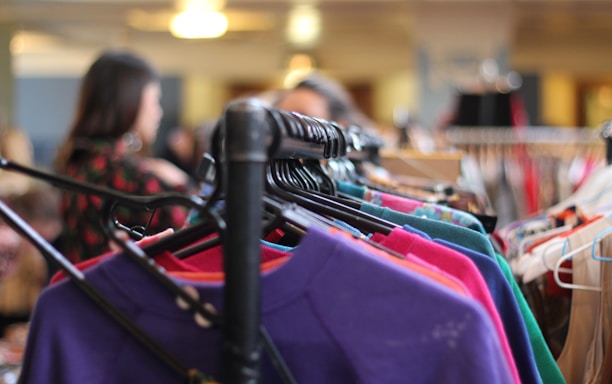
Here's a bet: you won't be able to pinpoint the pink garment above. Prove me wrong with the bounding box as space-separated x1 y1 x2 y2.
363 189 423 212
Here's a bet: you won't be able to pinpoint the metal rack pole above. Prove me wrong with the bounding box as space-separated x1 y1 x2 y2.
222 98 268 384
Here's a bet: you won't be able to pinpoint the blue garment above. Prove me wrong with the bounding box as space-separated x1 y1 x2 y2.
434 238 541 384
401 224 432 240
494 252 566 384
332 218 366 238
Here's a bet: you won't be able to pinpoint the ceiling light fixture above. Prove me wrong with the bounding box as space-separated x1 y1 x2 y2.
286 4 321 47
170 0 228 39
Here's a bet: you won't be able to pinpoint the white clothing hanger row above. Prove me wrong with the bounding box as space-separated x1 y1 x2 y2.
552 224 612 292
520 215 612 284
511 224 571 280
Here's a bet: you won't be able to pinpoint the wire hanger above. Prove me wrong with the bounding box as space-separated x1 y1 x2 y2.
590 226 612 262
539 238 572 275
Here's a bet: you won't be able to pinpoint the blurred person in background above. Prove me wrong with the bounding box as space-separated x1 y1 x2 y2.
54 50 193 263
0 186 62 336
0 113 34 197
274 71 385 180
275 71 376 131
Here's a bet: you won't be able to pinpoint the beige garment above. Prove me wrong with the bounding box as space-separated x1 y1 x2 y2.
599 328 612 384
0 129 34 197
557 216 612 384
584 236 612 384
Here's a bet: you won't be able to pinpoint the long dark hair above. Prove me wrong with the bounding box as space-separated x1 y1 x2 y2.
55 50 159 172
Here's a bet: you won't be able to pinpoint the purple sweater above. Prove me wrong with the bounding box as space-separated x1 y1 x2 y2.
20 226 513 384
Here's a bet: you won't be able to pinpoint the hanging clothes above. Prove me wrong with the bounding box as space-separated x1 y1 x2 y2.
20 226 515 384
13 101 572 384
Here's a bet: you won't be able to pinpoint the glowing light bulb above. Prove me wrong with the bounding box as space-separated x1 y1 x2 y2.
170 0 228 39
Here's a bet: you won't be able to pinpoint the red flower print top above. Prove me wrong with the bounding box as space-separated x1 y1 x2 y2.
60 139 189 262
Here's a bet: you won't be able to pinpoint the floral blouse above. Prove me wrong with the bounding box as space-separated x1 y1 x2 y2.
60 139 189 262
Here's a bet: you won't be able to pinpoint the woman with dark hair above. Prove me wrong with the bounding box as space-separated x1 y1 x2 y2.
55 50 191 262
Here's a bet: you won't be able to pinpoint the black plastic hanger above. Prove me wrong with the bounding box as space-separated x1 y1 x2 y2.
263 184 409 263
0 156 298 384
267 159 397 236
0 196 216 384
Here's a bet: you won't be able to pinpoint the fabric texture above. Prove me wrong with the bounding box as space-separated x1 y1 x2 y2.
360 202 497 258
438 239 563 384
359 202 561 384
370 228 522 384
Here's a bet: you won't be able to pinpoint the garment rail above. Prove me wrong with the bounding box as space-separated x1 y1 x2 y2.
2 98 379 383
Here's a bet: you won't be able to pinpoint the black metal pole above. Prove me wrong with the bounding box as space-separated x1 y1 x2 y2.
222 98 267 384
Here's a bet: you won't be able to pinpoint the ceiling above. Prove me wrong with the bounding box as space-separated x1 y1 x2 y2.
2 0 612 83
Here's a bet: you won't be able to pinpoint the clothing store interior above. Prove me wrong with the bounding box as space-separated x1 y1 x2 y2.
1 0 612 383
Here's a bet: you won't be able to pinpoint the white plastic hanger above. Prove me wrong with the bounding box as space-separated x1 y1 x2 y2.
518 223 572 258
541 238 573 274
552 232 608 292
510 225 567 280
521 236 567 283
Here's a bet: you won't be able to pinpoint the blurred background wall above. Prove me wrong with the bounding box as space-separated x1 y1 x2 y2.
1 0 611 166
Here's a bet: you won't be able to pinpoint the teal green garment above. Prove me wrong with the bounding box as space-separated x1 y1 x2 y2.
360 201 564 384
339 182 487 235
360 203 497 259
495 254 566 384
336 180 367 198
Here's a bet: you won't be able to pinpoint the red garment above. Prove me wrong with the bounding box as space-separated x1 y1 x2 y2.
50 233 197 284
50 250 201 285
182 243 290 273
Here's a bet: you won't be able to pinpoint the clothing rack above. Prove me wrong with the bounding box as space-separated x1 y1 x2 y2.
220 100 381 383
446 124 612 164
445 125 600 146
0 98 379 383
444 124 610 226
